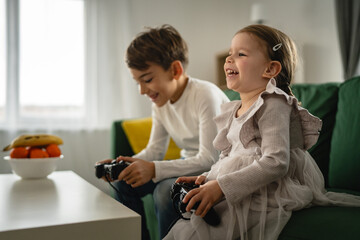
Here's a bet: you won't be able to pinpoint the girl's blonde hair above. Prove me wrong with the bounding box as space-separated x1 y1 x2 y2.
238 24 297 96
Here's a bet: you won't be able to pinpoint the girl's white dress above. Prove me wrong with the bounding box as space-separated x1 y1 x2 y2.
164 79 360 240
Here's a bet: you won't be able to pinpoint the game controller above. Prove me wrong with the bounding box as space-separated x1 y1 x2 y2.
95 160 128 181
170 182 220 226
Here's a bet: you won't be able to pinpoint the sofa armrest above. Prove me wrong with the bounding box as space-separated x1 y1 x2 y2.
111 120 134 159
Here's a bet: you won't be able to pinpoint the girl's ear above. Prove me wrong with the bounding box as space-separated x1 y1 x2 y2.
170 60 184 80
262 61 282 79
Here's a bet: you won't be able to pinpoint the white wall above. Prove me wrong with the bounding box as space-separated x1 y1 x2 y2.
127 0 343 86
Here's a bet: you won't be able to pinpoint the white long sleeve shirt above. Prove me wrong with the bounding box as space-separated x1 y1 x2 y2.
133 77 229 182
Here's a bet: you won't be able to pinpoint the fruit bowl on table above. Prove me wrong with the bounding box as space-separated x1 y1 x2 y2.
3 155 63 179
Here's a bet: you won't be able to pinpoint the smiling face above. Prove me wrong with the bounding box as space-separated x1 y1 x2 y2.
224 32 271 94
130 62 178 107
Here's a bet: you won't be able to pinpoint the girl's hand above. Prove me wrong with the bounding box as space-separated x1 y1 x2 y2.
176 175 206 185
117 156 155 188
183 180 224 217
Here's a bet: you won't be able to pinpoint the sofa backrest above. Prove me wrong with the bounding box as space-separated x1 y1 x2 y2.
111 119 181 160
113 79 359 190
292 83 340 187
329 76 360 191
121 118 181 160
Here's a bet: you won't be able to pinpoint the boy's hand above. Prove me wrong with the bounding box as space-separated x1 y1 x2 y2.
182 180 224 217
176 175 206 185
96 159 114 182
116 156 155 188
96 159 113 165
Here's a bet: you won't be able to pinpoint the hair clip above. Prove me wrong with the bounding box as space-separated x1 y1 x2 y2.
273 43 282 51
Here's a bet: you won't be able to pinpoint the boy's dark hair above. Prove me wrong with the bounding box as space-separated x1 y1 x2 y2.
126 24 189 71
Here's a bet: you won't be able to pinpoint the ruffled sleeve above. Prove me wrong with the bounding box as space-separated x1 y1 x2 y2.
240 79 322 150
212 101 241 155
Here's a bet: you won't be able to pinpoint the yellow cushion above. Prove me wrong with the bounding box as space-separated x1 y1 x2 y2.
121 117 181 160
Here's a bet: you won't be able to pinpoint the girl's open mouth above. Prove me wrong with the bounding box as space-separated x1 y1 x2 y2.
226 69 239 77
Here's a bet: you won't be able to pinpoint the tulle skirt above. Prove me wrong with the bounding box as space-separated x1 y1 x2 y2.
164 148 360 240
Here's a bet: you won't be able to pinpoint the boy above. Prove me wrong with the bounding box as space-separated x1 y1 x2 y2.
101 25 228 240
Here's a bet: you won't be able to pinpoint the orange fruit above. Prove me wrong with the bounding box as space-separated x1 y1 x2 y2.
46 144 61 157
10 147 29 158
29 148 49 158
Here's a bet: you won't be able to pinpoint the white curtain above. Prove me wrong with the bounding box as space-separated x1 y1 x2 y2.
335 0 360 80
92 0 151 128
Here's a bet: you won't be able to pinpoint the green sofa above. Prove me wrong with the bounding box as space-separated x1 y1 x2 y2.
111 76 360 240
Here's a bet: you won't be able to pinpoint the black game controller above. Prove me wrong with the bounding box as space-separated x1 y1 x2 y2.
170 182 220 226
95 160 128 181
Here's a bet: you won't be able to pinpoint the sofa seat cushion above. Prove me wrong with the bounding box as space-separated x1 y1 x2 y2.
279 206 360 240
329 76 360 191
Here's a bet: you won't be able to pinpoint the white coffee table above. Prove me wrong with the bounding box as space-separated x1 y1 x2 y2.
0 171 140 240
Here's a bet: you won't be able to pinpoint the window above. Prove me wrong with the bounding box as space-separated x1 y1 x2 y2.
19 0 85 118
2 0 92 129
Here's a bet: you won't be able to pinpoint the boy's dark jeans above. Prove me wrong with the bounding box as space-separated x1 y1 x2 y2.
114 178 178 240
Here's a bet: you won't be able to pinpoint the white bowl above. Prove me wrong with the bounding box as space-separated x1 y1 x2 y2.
4 155 63 179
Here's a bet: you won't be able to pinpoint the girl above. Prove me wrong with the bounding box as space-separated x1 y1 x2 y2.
164 24 360 240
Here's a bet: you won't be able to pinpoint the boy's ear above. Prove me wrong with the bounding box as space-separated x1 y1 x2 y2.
262 61 282 79
170 60 184 80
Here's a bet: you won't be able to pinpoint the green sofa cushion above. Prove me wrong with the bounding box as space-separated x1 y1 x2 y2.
329 76 360 191
291 83 340 187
